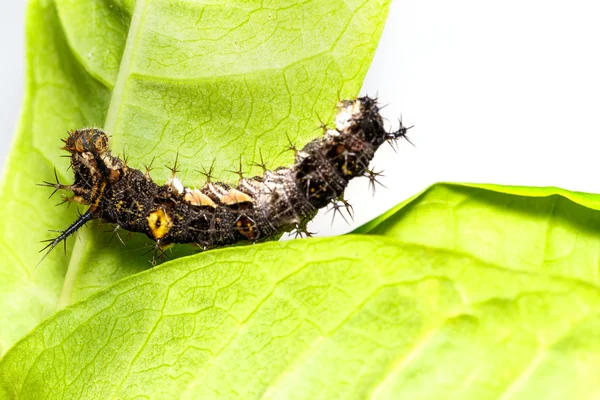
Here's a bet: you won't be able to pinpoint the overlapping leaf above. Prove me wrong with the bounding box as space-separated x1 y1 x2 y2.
2 228 600 398
356 183 600 285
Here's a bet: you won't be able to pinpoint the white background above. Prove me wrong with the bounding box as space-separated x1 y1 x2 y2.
1 0 600 236
0 1 26 172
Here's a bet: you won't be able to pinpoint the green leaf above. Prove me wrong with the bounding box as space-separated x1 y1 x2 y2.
355 183 600 286
2 235 600 399
0 0 114 355
0 0 391 353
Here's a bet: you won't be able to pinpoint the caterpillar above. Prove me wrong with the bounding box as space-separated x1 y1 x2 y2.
39 96 411 263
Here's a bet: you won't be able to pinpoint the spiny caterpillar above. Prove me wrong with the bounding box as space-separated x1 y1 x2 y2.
39 97 411 263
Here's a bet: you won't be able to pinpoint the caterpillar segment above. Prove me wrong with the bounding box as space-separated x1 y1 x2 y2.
39 97 412 264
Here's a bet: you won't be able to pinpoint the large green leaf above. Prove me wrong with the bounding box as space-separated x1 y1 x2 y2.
0 0 391 353
2 234 600 399
356 183 600 285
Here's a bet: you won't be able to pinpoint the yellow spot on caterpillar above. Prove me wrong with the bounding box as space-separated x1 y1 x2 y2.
235 215 258 240
147 209 173 240
342 164 351 176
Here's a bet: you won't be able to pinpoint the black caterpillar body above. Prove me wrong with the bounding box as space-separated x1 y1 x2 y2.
40 97 411 262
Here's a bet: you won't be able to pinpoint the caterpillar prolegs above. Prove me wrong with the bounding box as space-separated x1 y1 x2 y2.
39 97 411 263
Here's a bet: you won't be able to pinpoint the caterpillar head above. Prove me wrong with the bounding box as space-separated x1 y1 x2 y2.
63 128 110 155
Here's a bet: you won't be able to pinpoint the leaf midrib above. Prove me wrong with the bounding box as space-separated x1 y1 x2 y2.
57 0 148 309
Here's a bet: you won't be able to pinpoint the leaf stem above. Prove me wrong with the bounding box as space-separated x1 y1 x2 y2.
57 228 89 309
57 0 148 309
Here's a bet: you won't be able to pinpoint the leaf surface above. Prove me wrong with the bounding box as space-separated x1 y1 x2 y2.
356 183 600 285
0 0 391 352
2 235 600 399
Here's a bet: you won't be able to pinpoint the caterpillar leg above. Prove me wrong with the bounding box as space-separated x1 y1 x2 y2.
291 221 315 239
327 194 354 225
149 241 173 266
